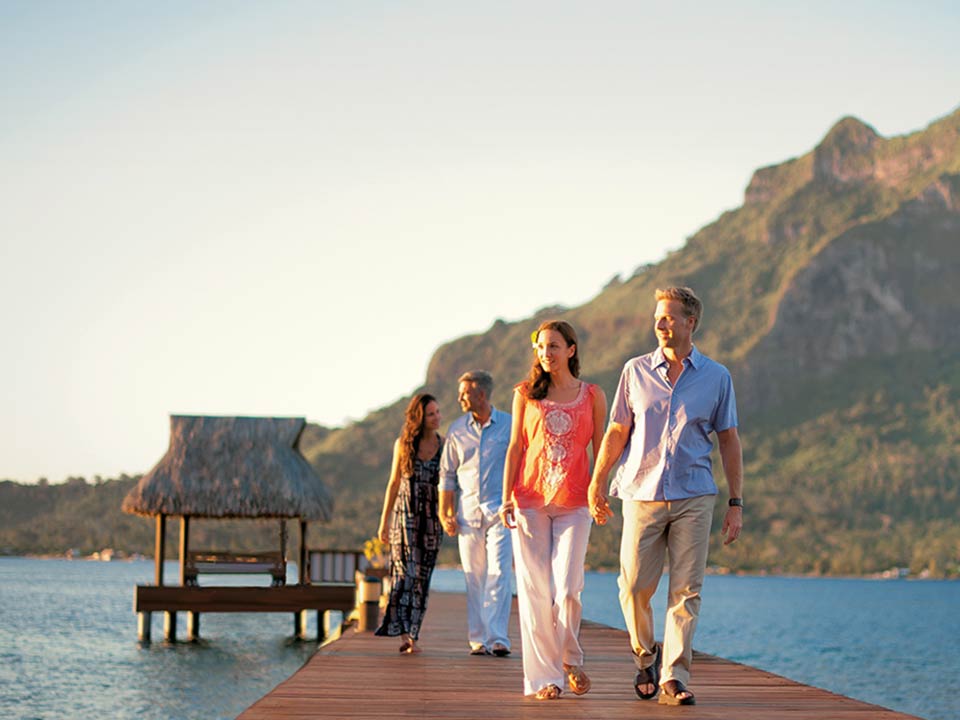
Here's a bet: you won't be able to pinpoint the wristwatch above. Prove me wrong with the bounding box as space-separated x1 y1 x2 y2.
728 498 744 507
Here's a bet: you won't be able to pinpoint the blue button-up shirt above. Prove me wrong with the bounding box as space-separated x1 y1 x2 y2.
608 346 738 501
439 408 512 528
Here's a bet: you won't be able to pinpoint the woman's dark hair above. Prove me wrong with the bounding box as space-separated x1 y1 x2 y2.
398 393 437 476
522 320 580 401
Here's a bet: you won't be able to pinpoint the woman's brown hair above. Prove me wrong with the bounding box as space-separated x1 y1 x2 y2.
522 320 580 401
398 393 438 476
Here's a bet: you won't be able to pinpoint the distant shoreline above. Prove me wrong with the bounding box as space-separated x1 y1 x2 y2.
4 554 955 582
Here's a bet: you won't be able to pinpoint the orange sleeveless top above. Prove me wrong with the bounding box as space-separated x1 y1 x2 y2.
513 382 598 509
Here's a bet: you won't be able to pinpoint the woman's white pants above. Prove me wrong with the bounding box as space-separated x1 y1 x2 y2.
511 504 592 696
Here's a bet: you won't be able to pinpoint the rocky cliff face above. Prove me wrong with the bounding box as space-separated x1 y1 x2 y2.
737 181 960 411
730 108 960 411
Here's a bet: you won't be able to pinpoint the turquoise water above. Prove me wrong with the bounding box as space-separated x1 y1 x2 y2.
1 558 956 719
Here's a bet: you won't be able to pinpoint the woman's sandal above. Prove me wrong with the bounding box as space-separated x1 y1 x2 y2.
658 679 696 706
634 643 662 699
563 664 592 695
534 684 561 700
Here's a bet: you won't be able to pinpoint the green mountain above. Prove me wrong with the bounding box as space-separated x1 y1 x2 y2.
300 106 960 577
3 106 958 577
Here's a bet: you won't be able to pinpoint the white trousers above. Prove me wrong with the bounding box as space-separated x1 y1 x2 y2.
618 494 715 687
512 504 592 696
458 514 514 650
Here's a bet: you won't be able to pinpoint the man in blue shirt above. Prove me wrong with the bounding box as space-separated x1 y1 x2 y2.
440 370 514 657
589 287 743 706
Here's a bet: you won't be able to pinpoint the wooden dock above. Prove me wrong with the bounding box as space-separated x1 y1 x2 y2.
239 591 920 720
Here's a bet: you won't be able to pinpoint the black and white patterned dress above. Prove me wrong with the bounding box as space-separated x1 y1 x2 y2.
375 445 443 640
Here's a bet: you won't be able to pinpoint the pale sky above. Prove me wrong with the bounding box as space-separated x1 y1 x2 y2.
2 1 958 483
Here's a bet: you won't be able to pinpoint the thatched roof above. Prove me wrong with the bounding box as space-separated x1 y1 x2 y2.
122 415 333 520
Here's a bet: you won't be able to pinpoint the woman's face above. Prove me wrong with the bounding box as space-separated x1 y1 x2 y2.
422 401 442 432
536 328 575 374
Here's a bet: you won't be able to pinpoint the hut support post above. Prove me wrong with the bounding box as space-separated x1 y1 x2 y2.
161 515 192 643
155 514 166 585
293 520 308 638
187 612 200 642
298 520 307 585
178 515 190 586
138 513 167 643
138 611 152 643
164 611 177 643
318 610 328 641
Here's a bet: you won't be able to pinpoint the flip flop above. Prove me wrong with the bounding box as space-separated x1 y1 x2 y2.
659 679 696 706
634 643 661 699
534 684 561 700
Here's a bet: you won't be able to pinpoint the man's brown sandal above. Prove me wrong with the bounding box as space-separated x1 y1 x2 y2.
659 679 696 706
634 643 662 699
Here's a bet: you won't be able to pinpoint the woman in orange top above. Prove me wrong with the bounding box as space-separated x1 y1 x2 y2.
500 320 607 699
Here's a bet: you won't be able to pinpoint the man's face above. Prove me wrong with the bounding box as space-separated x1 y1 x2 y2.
458 381 486 413
654 299 695 349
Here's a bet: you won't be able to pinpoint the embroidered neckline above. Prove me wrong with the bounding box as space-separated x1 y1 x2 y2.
539 381 587 408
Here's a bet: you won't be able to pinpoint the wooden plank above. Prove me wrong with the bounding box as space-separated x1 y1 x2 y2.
239 592 922 720
134 584 355 613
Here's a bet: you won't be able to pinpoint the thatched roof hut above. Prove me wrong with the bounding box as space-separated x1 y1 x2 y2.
122 415 332 521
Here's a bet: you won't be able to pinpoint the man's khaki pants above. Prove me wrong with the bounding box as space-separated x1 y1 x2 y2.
618 494 715 687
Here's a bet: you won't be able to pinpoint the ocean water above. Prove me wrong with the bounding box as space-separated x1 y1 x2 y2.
578 571 960 720
1 558 957 720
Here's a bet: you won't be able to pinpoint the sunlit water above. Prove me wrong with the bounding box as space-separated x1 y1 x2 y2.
1 558 956 719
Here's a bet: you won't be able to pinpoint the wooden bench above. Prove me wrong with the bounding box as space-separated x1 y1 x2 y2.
183 551 287 587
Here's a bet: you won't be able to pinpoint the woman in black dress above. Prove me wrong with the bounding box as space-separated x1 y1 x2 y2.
375 393 443 654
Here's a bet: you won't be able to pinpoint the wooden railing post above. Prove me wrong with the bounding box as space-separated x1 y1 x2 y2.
356 571 381 632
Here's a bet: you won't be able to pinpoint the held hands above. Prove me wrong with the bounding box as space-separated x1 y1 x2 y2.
440 515 459 537
721 506 742 545
587 483 614 526
499 500 516 529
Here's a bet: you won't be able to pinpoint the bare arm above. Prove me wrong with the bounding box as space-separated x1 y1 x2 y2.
717 427 743 545
588 421 631 525
499 390 526 529
590 385 608 466
439 490 458 536
377 438 404 543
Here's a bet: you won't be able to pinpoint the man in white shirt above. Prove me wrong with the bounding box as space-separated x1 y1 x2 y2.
440 370 514 656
